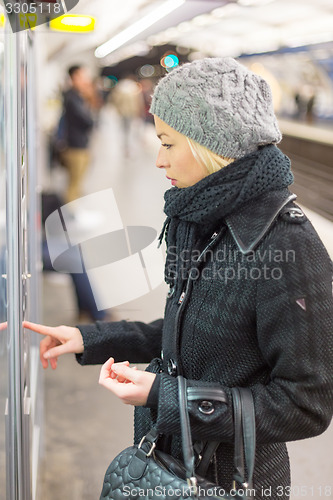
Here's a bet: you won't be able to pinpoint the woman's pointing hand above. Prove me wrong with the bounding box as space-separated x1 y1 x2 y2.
23 321 84 370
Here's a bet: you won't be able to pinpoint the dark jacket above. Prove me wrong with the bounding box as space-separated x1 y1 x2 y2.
63 88 94 149
77 188 333 499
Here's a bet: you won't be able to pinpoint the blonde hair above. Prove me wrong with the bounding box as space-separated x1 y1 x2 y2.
187 137 234 175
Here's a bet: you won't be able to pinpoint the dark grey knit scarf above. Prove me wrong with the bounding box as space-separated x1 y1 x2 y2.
159 145 294 286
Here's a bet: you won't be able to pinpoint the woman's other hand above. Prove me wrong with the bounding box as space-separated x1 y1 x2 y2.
23 321 84 370
99 357 156 406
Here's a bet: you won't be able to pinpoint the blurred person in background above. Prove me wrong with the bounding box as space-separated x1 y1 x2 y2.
111 75 145 157
41 191 110 323
44 67 107 321
23 58 333 499
140 78 155 125
305 88 316 124
294 85 317 124
61 65 96 203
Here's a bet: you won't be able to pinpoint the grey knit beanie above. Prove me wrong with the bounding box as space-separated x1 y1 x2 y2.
149 57 282 159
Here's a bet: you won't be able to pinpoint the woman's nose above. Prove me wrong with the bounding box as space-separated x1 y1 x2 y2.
156 147 168 169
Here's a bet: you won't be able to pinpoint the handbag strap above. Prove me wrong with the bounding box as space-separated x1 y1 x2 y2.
232 387 245 485
177 376 256 491
178 375 196 482
195 440 220 477
231 387 256 488
242 388 256 486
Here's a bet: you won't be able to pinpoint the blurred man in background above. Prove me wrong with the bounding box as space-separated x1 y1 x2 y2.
61 65 95 203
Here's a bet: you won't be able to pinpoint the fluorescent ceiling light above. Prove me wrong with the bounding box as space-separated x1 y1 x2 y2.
101 41 150 67
61 17 92 27
50 14 95 32
95 0 185 59
238 0 275 5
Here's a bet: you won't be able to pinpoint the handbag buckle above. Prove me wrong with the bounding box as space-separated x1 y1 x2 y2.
146 442 156 457
232 480 249 490
138 436 156 458
187 477 198 495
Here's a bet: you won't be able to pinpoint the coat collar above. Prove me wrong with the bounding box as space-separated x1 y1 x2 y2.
224 189 296 255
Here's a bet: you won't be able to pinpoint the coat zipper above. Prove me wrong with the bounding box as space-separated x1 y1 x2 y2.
178 291 186 304
172 230 222 373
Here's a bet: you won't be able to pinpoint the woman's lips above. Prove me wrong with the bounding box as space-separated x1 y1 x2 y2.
166 176 177 185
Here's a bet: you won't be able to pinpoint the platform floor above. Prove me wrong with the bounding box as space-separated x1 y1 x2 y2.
39 108 333 500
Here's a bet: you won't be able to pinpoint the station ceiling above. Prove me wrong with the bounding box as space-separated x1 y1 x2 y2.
20 0 333 66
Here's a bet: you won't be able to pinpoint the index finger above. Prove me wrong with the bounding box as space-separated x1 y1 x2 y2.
23 321 60 337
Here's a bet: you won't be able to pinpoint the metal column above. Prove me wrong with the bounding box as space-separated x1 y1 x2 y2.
5 25 31 500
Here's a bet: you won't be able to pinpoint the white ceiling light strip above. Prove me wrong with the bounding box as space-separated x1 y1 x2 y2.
237 0 275 6
95 0 185 59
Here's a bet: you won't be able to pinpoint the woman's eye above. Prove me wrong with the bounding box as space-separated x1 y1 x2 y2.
162 143 172 149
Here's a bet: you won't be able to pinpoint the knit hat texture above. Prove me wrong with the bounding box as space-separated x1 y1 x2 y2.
150 57 282 159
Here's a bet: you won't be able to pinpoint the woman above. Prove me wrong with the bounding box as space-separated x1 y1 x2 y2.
24 58 333 499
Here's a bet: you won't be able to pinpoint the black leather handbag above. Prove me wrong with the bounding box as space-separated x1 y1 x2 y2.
100 376 256 500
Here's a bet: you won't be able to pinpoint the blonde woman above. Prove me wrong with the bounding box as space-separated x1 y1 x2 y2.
24 58 333 499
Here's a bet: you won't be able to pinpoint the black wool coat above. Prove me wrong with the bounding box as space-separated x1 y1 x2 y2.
77 188 333 500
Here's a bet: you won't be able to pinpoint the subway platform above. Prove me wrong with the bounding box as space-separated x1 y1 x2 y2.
39 107 333 500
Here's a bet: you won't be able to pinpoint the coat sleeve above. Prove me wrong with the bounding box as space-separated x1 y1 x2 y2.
75 318 163 365
154 220 333 445
252 219 333 444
